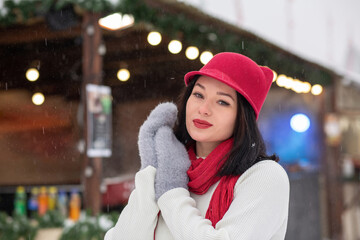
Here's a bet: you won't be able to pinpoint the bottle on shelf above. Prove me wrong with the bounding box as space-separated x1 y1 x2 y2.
57 190 68 218
14 186 26 216
28 187 39 217
38 186 48 216
48 186 58 211
69 189 81 221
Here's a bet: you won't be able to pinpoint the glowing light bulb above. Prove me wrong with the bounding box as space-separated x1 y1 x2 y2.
276 74 287 87
272 71 278 82
291 79 303 93
98 13 134 30
290 113 310 133
147 32 162 46
311 84 323 95
117 69 130 81
26 68 39 82
284 77 294 89
168 40 182 54
185 46 199 60
302 82 312 93
200 51 213 64
32 93 45 105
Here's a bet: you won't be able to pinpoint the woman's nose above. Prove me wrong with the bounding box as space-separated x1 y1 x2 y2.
198 101 211 116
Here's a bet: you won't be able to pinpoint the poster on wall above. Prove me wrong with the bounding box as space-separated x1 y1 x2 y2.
86 84 112 158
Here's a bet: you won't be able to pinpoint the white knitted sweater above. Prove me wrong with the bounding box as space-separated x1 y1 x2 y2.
105 160 290 240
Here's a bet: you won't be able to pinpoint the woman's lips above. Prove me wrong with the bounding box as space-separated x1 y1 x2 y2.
193 119 213 129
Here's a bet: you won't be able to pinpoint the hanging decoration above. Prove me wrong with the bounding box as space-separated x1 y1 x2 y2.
0 0 334 86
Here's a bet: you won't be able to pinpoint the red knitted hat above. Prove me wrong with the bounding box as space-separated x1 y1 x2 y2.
184 52 273 119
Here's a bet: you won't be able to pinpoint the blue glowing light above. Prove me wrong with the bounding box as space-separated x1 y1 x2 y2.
290 113 310 133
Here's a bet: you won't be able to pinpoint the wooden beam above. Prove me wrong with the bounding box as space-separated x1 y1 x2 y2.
321 82 344 239
0 22 82 45
81 12 103 216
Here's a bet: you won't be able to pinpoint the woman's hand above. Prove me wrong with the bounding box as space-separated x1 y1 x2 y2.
138 102 178 169
154 126 191 201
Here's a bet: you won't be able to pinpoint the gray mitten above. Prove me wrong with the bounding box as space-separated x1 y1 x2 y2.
154 126 190 201
138 102 178 170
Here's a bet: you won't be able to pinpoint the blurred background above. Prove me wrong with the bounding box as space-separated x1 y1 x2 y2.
0 0 359 239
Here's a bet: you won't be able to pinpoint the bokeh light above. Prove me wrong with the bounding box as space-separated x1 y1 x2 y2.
290 113 311 133
32 93 45 105
185 46 199 60
98 13 134 30
200 51 213 64
168 40 182 54
276 74 287 87
26 68 39 82
272 70 278 82
311 84 323 95
117 69 130 81
147 31 162 46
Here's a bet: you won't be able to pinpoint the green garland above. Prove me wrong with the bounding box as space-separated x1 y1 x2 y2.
0 212 38 240
0 210 118 240
60 211 118 240
35 210 65 228
0 0 333 85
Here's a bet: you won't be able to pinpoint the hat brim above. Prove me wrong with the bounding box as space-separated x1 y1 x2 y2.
184 70 230 86
184 71 202 85
185 70 244 92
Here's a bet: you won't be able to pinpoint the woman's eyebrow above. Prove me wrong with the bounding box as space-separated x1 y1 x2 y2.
217 92 235 101
194 83 205 89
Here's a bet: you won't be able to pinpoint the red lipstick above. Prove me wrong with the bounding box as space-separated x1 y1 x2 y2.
193 119 213 129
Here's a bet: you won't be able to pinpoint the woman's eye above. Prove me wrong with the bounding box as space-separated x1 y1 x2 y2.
193 92 203 98
218 100 230 106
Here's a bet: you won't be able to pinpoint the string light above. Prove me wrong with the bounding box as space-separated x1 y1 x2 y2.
185 46 199 60
276 74 287 87
272 70 278 82
200 51 213 64
284 77 294 89
311 84 323 95
32 93 45 105
98 13 134 30
168 40 182 54
291 79 304 93
272 72 317 95
302 82 312 93
26 68 39 82
117 68 130 81
147 31 162 46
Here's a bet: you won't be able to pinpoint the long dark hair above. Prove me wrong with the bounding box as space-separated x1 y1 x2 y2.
174 76 279 176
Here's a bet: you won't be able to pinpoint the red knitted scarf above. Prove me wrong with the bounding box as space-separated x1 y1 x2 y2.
187 138 240 227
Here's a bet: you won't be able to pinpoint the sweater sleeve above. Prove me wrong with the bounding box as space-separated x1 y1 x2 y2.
157 160 290 240
104 166 160 240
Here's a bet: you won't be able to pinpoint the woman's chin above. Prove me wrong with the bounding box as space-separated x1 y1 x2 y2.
188 133 207 143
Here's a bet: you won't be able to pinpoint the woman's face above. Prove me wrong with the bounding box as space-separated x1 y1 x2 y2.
186 75 238 146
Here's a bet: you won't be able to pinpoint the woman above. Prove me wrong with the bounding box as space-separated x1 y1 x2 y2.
105 52 290 239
